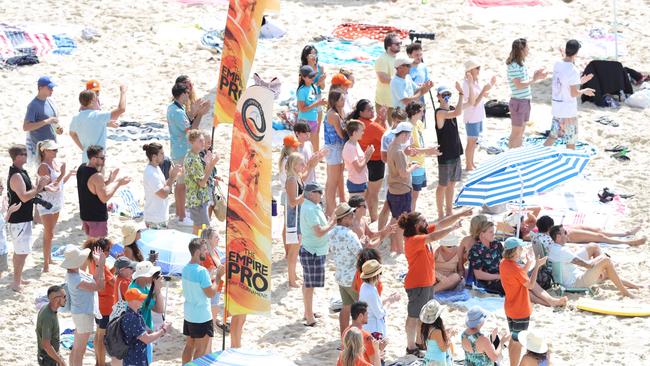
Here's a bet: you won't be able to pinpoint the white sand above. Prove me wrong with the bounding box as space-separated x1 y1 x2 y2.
1 0 649 365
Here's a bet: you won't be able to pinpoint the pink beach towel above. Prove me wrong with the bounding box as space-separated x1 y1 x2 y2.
469 0 547 7
332 23 410 42
175 0 227 5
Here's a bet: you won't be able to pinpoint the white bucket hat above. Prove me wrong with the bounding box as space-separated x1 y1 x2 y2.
132 261 161 279
439 234 460 247
60 245 91 269
518 331 549 354
419 299 446 324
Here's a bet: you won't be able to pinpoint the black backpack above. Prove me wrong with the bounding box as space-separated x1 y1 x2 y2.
484 99 510 118
104 314 129 359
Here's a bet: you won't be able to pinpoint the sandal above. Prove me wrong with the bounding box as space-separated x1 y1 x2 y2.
303 321 317 327
605 144 628 153
216 322 230 333
406 347 422 357
598 187 615 203
611 150 630 161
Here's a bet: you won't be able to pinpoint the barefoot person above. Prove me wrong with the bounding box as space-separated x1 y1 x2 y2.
36 140 74 272
184 130 219 235
434 235 464 292
343 120 374 197
143 142 182 229
462 59 495 171
300 45 327 151
297 65 327 152
342 302 382 366
324 89 347 217
285 153 306 288
7 144 50 291
0 187 21 281
24 76 63 165
375 33 401 127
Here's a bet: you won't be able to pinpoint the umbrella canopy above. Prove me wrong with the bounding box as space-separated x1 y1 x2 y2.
137 229 197 275
185 348 296 366
455 146 590 207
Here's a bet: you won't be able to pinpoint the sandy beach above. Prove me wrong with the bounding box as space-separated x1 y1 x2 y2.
1 0 649 365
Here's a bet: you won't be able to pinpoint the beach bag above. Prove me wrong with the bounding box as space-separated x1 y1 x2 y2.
213 183 227 222
484 100 510 118
626 90 650 109
536 264 553 290
104 314 129 359
109 285 128 321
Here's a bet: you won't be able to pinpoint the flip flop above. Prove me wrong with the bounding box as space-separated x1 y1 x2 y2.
303 321 317 327
605 144 628 153
612 151 630 161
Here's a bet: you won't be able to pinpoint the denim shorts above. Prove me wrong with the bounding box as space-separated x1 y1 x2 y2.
465 121 483 138
346 180 368 194
325 143 343 165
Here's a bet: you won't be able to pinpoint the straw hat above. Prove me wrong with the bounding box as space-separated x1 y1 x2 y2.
60 245 91 269
122 222 143 245
465 306 488 328
419 299 446 324
439 234 460 247
360 259 383 279
334 203 355 220
518 331 548 354
464 58 481 72
133 261 161 280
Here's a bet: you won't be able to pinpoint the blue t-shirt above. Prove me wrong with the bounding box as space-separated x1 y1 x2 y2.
181 263 212 324
390 75 418 109
167 101 190 161
324 115 345 146
299 200 329 256
25 97 57 143
409 63 430 85
121 307 148 366
69 109 111 163
129 281 156 329
65 271 95 315
297 85 318 121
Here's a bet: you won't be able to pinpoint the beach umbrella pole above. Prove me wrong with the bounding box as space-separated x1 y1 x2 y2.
613 0 618 60
516 167 523 239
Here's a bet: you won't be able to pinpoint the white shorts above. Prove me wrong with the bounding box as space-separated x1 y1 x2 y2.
72 313 95 333
8 222 33 255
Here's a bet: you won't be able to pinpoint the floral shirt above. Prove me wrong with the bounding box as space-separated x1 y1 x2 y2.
530 232 553 258
184 151 210 208
468 241 504 286
328 225 363 287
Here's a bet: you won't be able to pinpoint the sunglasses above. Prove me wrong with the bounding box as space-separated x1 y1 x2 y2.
392 42 402 46
17 152 27 156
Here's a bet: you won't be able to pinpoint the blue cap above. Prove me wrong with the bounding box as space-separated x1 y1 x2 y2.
504 237 528 250
436 85 451 95
37 76 56 89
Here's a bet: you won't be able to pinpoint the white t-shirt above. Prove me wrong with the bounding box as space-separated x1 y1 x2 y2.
143 164 169 224
359 282 386 336
547 243 583 287
551 61 581 118
299 142 316 184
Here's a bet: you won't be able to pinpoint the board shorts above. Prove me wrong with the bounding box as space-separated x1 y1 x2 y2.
367 160 385 182
549 117 578 146
509 98 531 127
406 285 434 318
438 158 462 186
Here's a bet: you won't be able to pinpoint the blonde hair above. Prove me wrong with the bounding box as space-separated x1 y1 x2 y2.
188 129 204 143
475 221 495 241
36 139 56 164
278 145 296 171
285 152 304 179
469 215 489 240
342 327 365 366
503 247 519 260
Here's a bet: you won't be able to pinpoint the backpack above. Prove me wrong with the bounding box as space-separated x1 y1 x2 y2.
104 314 130 359
484 99 510 118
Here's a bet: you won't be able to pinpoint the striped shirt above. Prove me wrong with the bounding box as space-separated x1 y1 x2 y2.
507 62 532 99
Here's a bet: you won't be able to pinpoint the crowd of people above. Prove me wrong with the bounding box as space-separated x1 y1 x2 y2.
0 30 645 366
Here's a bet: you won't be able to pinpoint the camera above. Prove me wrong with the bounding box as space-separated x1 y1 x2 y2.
408 31 436 42
33 194 53 210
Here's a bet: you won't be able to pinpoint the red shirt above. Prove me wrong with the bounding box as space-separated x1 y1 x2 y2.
113 276 131 304
340 325 376 365
89 261 115 316
499 259 532 319
358 117 385 161
404 224 436 289
352 270 383 296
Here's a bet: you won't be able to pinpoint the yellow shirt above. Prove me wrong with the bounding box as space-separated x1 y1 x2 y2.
409 120 426 167
374 53 395 107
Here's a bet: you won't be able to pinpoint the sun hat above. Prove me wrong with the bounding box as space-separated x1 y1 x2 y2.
518 331 549 354
360 259 383 279
465 306 488 328
331 73 352 87
304 183 323 193
393 121 413 134
436 85 452 95
114 256 137 271
439 234 460 247
504 237 528 250
124 288 148 302
86 79 101 92
299 65 317 78
37 76 56 89
38 140 59 151
394 56 414 68
464 59 481 72
122 223 143 245
419 299 446 324
60 245 91 269
132 261 161 280
334 203 355 220
283 134 301 148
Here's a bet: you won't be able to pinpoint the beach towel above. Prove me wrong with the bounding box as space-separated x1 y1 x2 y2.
332 23 409 42
456 296 505 316
107 121 169 142
468 0 547 7
495 136 597 156
0 24 76 60
108 187 143 219
580 28 626 60
186 348 296 366
175 0 227 5
314 39 384 66
201 30 224 53
434 288 472 303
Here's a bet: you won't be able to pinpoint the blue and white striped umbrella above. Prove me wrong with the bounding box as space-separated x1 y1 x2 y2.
455 146 590 207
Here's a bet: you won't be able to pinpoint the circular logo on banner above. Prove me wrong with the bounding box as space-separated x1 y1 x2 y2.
242 98 266 141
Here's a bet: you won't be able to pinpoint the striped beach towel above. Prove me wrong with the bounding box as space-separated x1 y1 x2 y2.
0 23 76 59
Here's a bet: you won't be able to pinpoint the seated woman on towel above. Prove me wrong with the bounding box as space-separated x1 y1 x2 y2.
469 220 567 307
459 214 489 272
434 234 464 292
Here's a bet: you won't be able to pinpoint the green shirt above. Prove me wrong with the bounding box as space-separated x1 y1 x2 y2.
129 280 157 329
184 150 210 208
36 305 60 362
299 199 329 256
507 62 532 99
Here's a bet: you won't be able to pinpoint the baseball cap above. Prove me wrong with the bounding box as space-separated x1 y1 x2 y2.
304 183 323 193
283 134 300 148
436 85 452 95
114 256 137 271
394 57 414 68
299 65 317 78
504 237 529 250
37 76 56 89
331 73 352 87
393 121 413 134
565 39 581 57
124 288 148 302
86 79 101 92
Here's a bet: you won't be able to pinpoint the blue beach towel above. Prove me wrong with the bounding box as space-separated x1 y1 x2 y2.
435 288 472 303
313 39 384 66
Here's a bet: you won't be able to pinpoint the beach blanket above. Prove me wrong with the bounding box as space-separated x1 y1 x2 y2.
495 135 597 156
456 296 505 316
434 288 472 303
314 39 384 66
468 0 547 7
176 0 227 5
0 24 76 59
186 348 296 366
580 27 626 59
107 121 169 142
332 23 409 42
201 30 224 52
108 187 143 219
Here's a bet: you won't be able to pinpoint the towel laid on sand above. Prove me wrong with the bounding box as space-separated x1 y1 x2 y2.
468 0 547 7
314 39 384 66
108 187 143 219
107 121 169 142
332 23 409 42
434 288 472 303
0 23 76 59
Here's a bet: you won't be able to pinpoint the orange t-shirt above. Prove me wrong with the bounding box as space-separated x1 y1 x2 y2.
200 248 224 292
336 355 373 366
89 262 115 316
352 270 383 296
499 259 532 319
358 117 385 161
114 276 131 304
404 224 436 289
339 326 376 366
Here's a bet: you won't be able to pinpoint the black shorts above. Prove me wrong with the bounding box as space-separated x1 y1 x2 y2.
95 315 110 329
367 160 385 182
507 317 530 342
183 320 214 339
